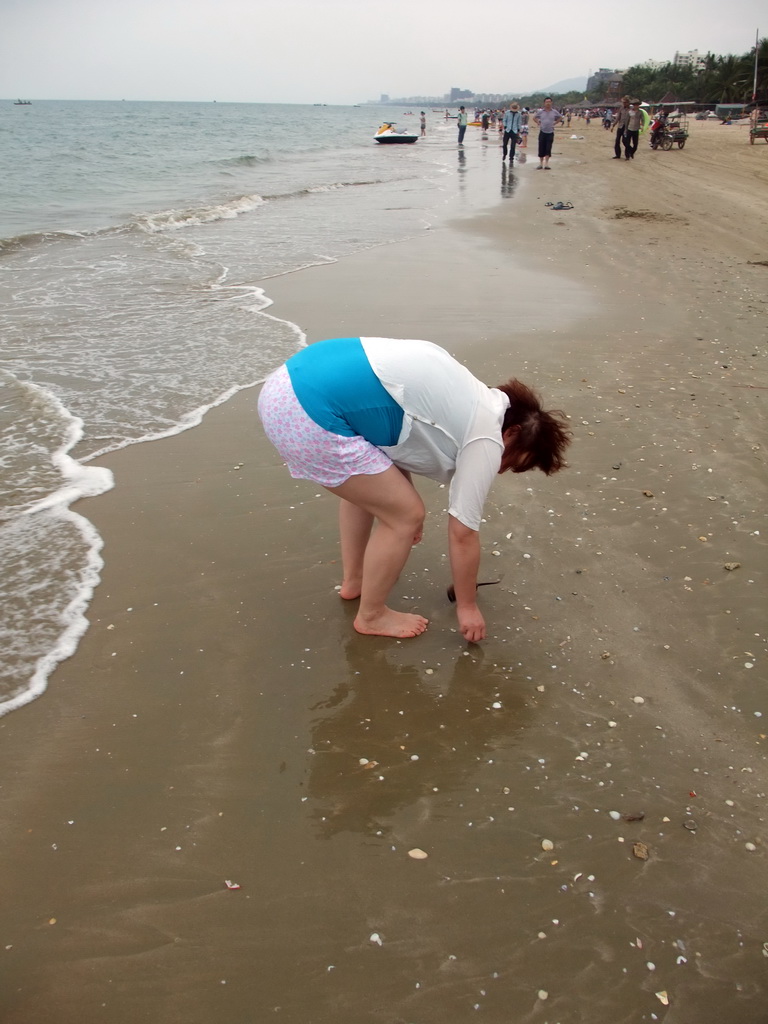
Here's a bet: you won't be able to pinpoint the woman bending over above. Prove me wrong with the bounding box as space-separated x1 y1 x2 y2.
258 337 570 642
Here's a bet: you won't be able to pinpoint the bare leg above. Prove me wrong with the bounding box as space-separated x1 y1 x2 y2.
338 499 373 599
326 466 428 638
338 468 420 600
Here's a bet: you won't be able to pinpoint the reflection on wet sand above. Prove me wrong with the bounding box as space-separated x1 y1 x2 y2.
456 148 467 187
501 163 518 199
307 641 530 838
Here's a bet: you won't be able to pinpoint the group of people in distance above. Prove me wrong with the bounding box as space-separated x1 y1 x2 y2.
611 95 645 160
448 95 672 168
455 98 564 170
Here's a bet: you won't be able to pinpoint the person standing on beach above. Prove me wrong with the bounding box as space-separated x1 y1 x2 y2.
533 97 563 169
613 95 631 159
257 337 570 642
624 100 642 159
457 106 468 145
502 102 523 163
420 111 426 136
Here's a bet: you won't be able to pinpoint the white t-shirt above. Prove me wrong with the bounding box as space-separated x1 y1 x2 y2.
361 338 509 530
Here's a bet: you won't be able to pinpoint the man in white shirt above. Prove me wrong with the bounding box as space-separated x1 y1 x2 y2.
533 97 563 169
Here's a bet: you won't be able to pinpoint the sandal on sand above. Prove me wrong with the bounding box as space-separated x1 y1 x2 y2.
545 201 574 210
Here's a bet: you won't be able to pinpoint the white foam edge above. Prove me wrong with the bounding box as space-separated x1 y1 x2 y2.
0 507 105 718
21 380 115 515
82 293 306 462
0 383 114 716
2 303 306 715
136 193 266 232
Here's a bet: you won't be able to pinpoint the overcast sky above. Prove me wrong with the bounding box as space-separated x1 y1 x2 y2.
1 0 763 103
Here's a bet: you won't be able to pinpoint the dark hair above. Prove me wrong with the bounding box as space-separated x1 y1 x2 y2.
494 379 571 475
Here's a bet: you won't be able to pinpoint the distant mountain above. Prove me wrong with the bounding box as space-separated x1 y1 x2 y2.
539 77 587 94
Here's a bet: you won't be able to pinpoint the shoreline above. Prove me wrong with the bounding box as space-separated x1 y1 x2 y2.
2 119 767 1023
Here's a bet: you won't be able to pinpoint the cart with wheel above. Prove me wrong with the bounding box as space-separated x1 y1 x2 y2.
663 113 689 149
650 112 689 150
749 115 768 144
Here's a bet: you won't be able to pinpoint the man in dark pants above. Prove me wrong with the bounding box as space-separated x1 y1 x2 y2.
613 95 630 159
533 97 562 169
457 106 468 145
624 100 642 159
502 102 522 162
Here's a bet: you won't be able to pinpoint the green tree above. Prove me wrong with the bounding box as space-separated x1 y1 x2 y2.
715 53 750 102
620 38 767 105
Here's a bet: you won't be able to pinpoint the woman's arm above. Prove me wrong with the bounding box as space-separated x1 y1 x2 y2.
448 515 486 642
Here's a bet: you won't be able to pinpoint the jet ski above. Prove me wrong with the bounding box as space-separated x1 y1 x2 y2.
374 122 418 144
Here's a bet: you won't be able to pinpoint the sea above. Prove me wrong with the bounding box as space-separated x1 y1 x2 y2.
0 99 509 716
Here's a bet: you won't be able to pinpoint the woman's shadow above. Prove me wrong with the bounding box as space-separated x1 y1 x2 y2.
305 638 531 839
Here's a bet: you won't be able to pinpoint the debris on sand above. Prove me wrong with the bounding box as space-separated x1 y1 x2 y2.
633 842 650 861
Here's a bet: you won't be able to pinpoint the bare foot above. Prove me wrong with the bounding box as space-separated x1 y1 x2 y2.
339 578 362 600
354 608 429 638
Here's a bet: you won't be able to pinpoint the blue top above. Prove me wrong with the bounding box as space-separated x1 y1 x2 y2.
503 109 522 133
286 337 404 446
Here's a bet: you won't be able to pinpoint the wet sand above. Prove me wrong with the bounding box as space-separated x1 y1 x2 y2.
1 119 767 1023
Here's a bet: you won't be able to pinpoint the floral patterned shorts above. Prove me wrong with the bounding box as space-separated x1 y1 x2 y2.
257 364 393 487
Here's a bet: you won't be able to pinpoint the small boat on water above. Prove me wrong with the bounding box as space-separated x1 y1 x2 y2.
14 99 32 105
374 122 418 144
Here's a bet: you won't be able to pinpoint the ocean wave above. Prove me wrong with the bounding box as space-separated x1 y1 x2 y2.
0 177 392 248
0 228 89 253
0 374 112 517
133 193 267 232
127 178 387 234
0 377 113 717
218 154 274 167
305 180 382 193
0 507 105 716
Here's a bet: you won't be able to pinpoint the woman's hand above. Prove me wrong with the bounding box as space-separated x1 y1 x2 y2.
448 515 485 641
456 602 486 643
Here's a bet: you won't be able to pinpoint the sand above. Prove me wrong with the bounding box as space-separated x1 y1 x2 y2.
1 118 766 1023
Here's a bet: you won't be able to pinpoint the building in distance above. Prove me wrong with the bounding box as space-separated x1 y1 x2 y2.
673 49 707 71
586 68 625 96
